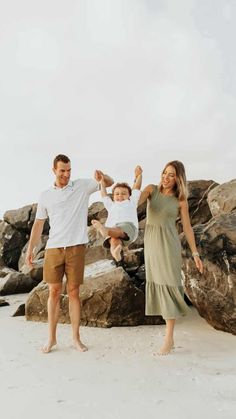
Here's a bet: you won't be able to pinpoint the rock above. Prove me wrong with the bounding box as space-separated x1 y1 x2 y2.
0 298 9 307
13 304 25 316
129 263 156 295
85 246 112 265
80 267 147 327
129 229 144 250
0 267 39 296
135 264 146 283
187 180 218 224
84 259 116 277
0 221 28 269
3 204 37 233
3 204 50 234
122 248 144 275
138 218 146 229
181 211 236 335
87 201 108 226
137 201 147 221
177 180 218 233
207 179 236 217
26 266 164 327
85 225 112 264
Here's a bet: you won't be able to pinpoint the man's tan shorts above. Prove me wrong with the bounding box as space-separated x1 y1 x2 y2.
43 245 86 285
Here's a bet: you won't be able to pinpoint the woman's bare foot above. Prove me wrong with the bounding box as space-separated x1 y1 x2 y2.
73 337 88 352
155 338 174 356
111 244 122 262
41 339 57 354
91 220 108 238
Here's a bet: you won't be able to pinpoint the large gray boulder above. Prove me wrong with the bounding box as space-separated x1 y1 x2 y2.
3 204 37 233
181 211 236 335
187 180 218 225
25 265 164 327
85 225 112 264
3 204 50 234
0 221 28 269
207 179 236 217
87 201 107 226
122 248 144 275
177 180 218 233
0 267 39 295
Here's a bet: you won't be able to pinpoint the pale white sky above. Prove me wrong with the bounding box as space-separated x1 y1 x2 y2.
0 0 235 218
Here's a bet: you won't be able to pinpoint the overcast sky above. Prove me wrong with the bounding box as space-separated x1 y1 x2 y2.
0 0 235 218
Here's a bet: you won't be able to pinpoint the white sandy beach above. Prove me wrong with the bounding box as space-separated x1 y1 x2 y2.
0 294 235 419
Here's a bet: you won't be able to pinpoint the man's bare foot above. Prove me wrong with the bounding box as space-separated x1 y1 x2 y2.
155 338 174 356
41 339 57 354
91 220 108 238
73 338 88 352
111 244 122 262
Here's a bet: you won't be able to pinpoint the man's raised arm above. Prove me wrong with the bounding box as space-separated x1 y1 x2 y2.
94 170 114 187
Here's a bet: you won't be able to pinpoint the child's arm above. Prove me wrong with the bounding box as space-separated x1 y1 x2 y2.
100 175 108 198
132 165 143 190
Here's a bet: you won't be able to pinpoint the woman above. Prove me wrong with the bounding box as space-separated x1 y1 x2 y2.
139 161 203 355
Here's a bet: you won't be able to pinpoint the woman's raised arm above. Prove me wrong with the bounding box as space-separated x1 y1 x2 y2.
138 184 154 206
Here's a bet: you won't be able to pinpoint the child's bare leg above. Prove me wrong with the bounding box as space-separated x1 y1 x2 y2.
110 238 123 262
107 228 126 238
91 220 108 238
92 220 126 261
106 229 126 261
92 220 126 239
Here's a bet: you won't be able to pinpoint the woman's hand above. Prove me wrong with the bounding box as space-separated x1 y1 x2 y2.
194 255 203 274
134 165 143 178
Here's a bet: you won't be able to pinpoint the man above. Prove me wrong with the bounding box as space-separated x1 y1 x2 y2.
26 154 113 353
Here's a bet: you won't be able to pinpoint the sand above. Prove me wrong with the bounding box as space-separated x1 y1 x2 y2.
0 294 236 419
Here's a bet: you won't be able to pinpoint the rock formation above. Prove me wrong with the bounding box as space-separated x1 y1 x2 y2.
182 210 236 335
1 178 236 335
26 265 164 327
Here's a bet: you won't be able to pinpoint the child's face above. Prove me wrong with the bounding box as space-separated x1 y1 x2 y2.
113 187 130 202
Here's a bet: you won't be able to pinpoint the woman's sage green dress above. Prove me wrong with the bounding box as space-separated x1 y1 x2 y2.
144 185 190 319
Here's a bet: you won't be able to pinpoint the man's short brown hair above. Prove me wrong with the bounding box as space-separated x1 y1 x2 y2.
53 154 70 169
112 182 132 197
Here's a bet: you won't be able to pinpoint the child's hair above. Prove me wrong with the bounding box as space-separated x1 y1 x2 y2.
112 182 132 197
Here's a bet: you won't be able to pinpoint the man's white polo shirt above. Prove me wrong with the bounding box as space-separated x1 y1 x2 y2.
36 178 99 249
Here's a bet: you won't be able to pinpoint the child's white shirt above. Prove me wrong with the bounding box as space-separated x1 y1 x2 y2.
102 189 141 229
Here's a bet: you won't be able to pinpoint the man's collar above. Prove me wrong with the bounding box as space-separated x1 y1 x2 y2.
53 180 73 190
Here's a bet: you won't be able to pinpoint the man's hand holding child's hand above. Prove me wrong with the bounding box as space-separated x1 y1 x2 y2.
94 170 104 182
